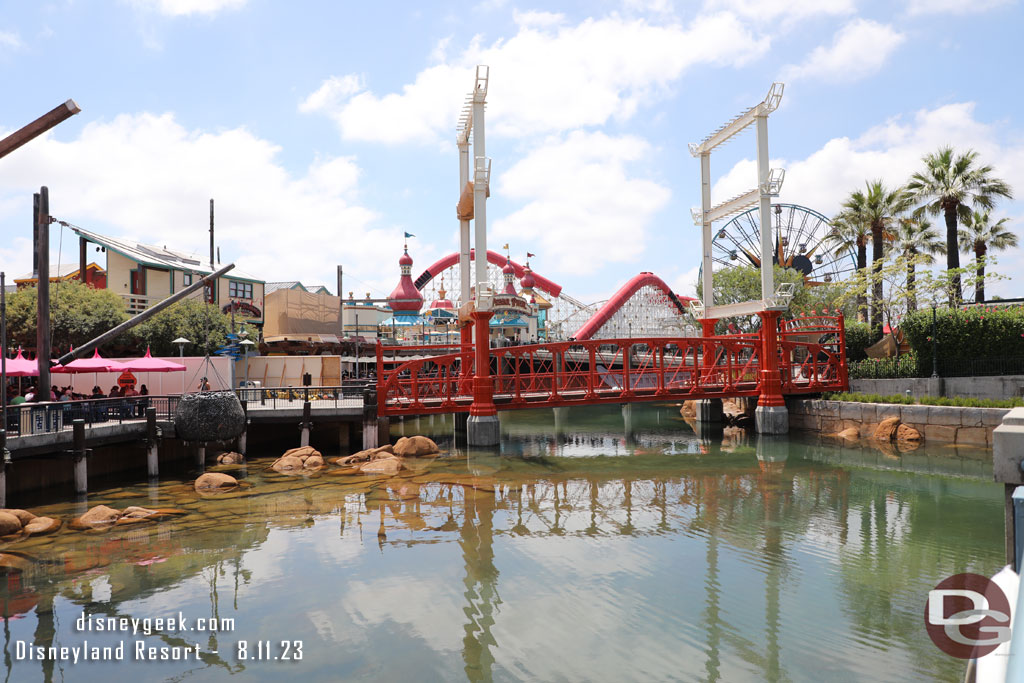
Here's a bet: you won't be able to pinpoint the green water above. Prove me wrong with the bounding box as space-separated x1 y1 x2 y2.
0 403 1004 682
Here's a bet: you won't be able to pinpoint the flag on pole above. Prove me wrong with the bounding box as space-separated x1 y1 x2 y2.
526 252 535 258
404 232 415 238
502 243 509 250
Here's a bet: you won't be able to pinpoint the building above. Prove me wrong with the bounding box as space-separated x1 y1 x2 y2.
14 262 106 290
70 227 265 327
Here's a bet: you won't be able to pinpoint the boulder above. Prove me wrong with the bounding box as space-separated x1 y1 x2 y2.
194 472 239 491
121 506 158 519
359 457 402 475
0 512 22 535
837 427 859 441
393 436 440 458
78 505 122 525
283 446 321 461
173 391 246 443
304 455 324 469
680 401 697 418
271 456 304 473
0 509 36 527
336 445 393 465
873 417 901 442
216 452 245 465
23 516 61 536
896 424 922 442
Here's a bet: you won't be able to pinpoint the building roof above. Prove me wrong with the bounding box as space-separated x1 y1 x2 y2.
265 281 304 294
14 262 105 282
71 226 263 283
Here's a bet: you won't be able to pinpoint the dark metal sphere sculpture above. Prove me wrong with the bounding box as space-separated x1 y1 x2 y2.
173 391 246 443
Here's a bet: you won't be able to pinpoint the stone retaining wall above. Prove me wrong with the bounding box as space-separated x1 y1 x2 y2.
788 399 1008 447
850 375 1024 401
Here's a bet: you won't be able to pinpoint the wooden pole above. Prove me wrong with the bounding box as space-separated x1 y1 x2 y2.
72 419 87 495
79 236 87 284
146 406 158 478
35 189 50 402
0 100 80 160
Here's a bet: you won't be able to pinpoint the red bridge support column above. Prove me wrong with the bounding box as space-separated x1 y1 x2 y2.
467 310 500 446
755 310 788 434
696 317 723 425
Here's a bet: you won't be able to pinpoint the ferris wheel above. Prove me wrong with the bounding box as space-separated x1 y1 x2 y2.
709 203 856 285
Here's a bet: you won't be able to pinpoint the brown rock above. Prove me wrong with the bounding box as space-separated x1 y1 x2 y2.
680 401 697 418
836 427 859 441
271 455 304 473
0 553 33 573
0 509 36 527
283 446 321 461
873 417 901 442
23 516 61 536
393 436 440 458
216 452 245 465
896 424 922 443
359 457 403 475
121 506 158 519
0 512 22 535
194 472 239 491
78 505 122 526
304 455 324 469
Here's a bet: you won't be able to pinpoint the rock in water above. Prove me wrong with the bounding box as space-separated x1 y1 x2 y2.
216 451 245 465
393 436 439 457
78 505 122 526
174 391 246 443
195 472 239 491
0 512 22 535
23 517 61 536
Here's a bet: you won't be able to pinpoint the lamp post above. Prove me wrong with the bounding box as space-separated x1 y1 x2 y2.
173 337 190 394
239 339 255 389
931 304 939 379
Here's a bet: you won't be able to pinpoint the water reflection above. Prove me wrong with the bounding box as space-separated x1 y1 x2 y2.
0 403 1004 682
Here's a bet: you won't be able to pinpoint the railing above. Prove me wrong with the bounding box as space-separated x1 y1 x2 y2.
3 395 179 438
377 319 848 415
848 354 1024 380
119 293 161 315
235 383 370 408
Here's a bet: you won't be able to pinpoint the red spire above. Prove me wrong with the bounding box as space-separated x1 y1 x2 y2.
502 256 517 295
388 246 423 313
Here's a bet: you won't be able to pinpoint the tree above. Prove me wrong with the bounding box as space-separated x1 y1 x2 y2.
825 212 869 322
837 180 908 337
904 146 1014 305
696 265 850 332
5 281 128 354
892 217 944 312
958 210 1016 303
131 298 254 356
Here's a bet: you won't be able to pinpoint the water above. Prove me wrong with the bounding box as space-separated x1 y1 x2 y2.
0 403 1003 682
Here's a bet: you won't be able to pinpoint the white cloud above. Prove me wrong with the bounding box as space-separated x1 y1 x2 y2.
0 112 398 294
298 74 365 113
782 19 905 83
0 30 23 49
492 130 670 274
704 0 855 23
129 0 248 17
301 12 770 144
906 0 1013 15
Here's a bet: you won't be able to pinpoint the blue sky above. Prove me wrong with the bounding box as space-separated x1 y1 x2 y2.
1 0 1022 305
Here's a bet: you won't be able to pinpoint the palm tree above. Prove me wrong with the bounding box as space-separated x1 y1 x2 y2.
958 210 1017 303
838 181 907 335
904 147 1014 305
826 212 869 322
892 218 944 312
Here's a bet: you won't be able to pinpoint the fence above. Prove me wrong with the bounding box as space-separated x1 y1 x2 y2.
849 352 1024 379
3 395 179 438
235 382 370 408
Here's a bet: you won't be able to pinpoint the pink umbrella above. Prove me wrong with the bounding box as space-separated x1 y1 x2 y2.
120 348 186 394
60 349 126 395
4 350 39 377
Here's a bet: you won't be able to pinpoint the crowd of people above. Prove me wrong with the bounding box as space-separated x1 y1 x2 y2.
6 383 150 404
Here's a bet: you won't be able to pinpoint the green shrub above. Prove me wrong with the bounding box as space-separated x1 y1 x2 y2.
901 305 1024 373
844 321 872 362
848 351 918 379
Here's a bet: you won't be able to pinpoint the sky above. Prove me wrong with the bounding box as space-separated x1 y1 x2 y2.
0 0 1022 307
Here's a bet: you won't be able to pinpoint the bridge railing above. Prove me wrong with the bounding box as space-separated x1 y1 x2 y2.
4 395 180 438
779 313 848 393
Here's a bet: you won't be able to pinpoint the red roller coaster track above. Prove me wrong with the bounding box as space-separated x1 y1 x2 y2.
572 272 696 341
414 249 563 298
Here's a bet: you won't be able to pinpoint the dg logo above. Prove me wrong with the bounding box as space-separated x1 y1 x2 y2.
925 573 1012 659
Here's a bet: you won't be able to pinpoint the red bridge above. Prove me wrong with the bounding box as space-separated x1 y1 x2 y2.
376 313 848 416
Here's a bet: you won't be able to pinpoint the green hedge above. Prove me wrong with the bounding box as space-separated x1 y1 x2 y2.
822 391 1023 409
843 321 872 362
848 351 919 379
901 305 1024 373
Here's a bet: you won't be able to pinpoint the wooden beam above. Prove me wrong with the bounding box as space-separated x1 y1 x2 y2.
0 100 80 160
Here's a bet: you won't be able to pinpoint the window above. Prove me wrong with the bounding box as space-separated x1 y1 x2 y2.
182 272 193 286
229 280 253 299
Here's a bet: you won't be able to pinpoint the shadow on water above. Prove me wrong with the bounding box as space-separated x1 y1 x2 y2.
0 402 1003 682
